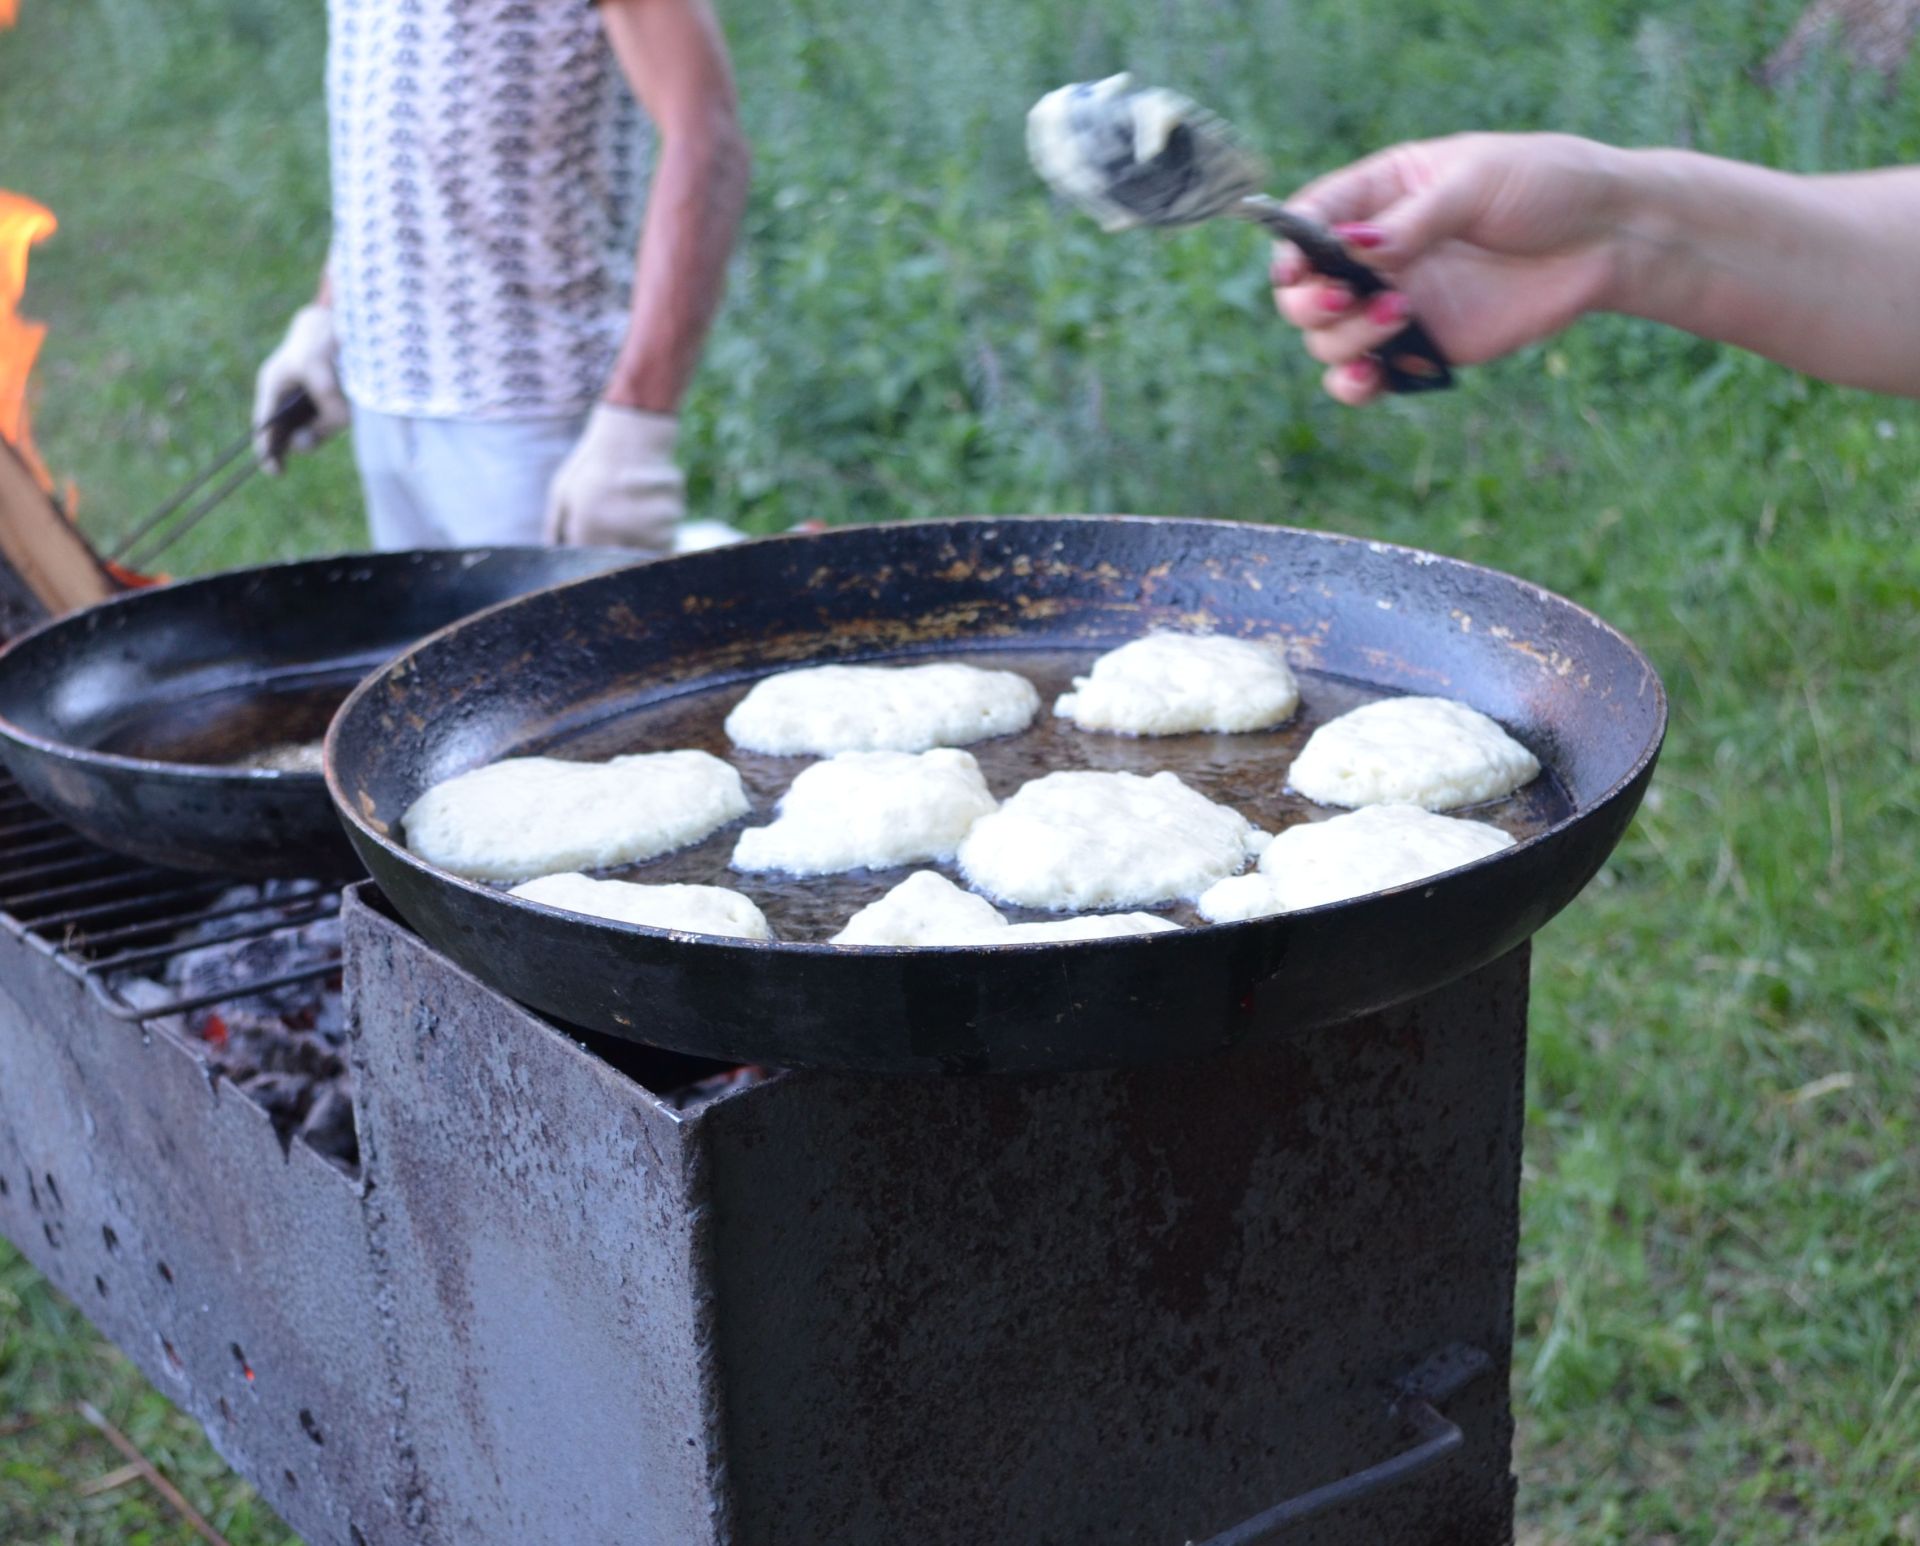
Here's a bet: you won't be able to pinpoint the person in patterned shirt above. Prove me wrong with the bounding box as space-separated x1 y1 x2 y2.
253 0 748 555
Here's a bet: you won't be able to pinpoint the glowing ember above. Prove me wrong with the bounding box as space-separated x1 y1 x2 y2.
0 189 57 491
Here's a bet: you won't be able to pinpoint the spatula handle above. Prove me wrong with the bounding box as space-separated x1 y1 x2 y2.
1241 196 1454 394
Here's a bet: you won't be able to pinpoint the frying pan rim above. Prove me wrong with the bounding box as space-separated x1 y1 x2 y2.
325 514 1668 959
0 545 638 788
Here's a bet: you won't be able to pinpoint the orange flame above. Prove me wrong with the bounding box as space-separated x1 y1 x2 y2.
0 0 57 491
0 190 57 491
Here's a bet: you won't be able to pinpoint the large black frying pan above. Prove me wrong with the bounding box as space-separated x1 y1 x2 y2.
328 517 1665 1075
0 547 638 880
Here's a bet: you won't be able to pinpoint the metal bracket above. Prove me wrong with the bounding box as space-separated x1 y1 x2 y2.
1188 1343 1492 1545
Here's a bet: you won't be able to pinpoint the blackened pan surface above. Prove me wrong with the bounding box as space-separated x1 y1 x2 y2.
0 547 639 879
328 517 1666 1073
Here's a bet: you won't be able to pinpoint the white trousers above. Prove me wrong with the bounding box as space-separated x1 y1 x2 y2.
351 405 586 550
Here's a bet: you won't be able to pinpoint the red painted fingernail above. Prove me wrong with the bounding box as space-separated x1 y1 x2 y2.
1334 222 1387 250
1341 360 1378 384
1316 286 1353 314
1367 292 1410 325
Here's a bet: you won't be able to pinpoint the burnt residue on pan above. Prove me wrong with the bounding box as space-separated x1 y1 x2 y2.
502 647 1572 942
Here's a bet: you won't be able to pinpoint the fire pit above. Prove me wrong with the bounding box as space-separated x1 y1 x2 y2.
2 769 1531 1543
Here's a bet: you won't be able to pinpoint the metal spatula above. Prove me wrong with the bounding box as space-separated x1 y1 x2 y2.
1028 75 1453 393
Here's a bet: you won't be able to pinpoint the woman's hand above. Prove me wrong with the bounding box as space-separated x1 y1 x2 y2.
1272 133 1632 404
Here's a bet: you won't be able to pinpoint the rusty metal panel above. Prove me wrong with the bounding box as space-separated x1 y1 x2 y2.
0 931 411 1546
340 889 728 1546
695 949 1529 1545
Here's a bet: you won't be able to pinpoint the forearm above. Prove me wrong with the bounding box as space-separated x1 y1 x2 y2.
603 114 749 411
597 0 748 414
1604 149 1920 395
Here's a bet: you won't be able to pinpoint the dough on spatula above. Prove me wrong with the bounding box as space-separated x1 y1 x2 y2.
401 751 748 883
511 873 772 941
832 870 1177 947
1055 632 1300 736
1287 696 1539 811
957 769 1264 910
1197 804 1514 922
732 749 996 876
724 662 1040 756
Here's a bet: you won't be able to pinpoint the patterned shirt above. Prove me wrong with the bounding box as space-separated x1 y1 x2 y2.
326 0 653 420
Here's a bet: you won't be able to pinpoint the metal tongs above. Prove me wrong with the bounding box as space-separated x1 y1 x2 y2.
107 388 319 573
1027 76 1452 394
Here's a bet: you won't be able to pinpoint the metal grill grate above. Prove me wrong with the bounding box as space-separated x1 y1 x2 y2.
0 772 344 1022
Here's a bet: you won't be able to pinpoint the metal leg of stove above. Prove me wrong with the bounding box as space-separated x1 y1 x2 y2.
1192 1344 1492 1546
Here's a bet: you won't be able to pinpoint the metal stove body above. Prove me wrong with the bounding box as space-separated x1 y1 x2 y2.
1 792 1528 1545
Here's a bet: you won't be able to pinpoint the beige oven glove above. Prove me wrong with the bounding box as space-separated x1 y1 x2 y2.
542 404 684 554
252 304 351 473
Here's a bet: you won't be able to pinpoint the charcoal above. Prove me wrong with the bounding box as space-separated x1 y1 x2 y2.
239 1070 315 1128
111 882 358 1172
221 1021 342 1081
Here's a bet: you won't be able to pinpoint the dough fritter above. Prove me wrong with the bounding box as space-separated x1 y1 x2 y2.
511 872 772 941
1287 696 1539 811
724 662 1040 756
957 769 1264 910
1198 804 1515 921
1055 632 1300 736
731 749 997 876
832 870 1178 947
402 751 749 883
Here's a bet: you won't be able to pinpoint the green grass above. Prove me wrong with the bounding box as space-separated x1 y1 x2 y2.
1 1248 296 1545
4 0 1918 1541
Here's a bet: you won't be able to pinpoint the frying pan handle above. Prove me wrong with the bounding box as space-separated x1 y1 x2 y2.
1240 197 1454 395
1184 1343 1490 1545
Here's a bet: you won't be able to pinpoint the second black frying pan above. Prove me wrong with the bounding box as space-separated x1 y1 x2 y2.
327 517 1665 1074
0 547 640 879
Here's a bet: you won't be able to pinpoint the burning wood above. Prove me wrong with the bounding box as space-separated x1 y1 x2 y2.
0 186 115 623
0 189 56 488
